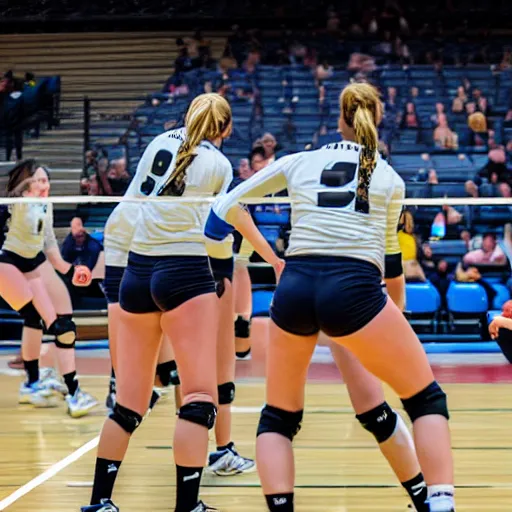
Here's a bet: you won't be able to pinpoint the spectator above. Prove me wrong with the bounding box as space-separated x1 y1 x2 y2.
463 233 507 266
402 102 419 128
420 243 451 309
398 210 426 282
237 158 254 180
95 156 113 195
455 261 497 306
409 86 419 100
249 146 268 172
107 158 131 196
465 140 512 197
259 132 278 163
61 217 104 272
24 72 36 87
315 58 333 82
465 102 476 116
452 97 464 113
431 102 445 125
80 150 97 194
433 114 458 149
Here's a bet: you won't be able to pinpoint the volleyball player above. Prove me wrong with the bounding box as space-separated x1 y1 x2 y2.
102 170 182 414
82 94 283 512
205 83 455 512
0 160 87 407
31 165 98 417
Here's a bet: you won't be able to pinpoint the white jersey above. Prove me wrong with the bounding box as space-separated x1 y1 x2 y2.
209 142 404 275
3 202 54 259
125 129 233 257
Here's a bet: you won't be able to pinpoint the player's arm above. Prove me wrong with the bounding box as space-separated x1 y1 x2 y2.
205 154 292 241
384 174 406 311
205 156 294 274
44 205 73 275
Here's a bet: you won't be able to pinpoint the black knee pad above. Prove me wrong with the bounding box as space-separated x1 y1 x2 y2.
218 382 235 405
18 301 42 330
178 401 217 429
215 279 226 298
48 314 76 347
156 360 180 386
356 402 398 443
257 404 304 441
109 402 143 434
235 316 251 338
401 381 449 423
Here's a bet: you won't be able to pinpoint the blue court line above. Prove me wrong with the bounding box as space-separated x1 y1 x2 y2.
0 340 504 354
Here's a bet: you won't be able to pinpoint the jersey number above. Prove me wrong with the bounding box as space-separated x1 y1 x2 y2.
139 150 174 196
317 161 369 214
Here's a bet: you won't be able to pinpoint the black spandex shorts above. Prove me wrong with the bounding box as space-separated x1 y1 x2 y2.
103 265 125 304
209 256 234 283
0 250 46 273
120 252 216 314
270 255 387 337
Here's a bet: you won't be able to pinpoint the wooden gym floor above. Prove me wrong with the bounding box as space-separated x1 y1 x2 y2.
1 348 512 511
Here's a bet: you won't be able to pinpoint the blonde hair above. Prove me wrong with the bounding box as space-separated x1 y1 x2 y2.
468 112 487 133
339 83 382 212
161 93 232 196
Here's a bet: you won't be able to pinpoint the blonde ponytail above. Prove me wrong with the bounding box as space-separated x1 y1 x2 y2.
161 93 232 196
339 83 382 213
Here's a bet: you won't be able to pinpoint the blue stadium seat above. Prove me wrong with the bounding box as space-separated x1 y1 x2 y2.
491 284 511 310
447 283 488 314
406 282 441 314
252 290 274 317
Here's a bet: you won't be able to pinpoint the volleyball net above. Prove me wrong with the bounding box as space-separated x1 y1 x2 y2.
0 194 510 348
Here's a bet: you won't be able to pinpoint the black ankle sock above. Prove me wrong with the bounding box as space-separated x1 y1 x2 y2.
63 371 78 396
90 457 122 505
402 473 428 512
216 442 233 452
175 465 203 512
265 493 294 511
236 348 251 358
23 359 39 384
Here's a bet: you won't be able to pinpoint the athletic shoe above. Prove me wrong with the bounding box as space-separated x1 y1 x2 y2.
81 499 119 512
191 502 218 512
208 442 256 476
39 367 68 397
19 381 57 407
66 388 98 418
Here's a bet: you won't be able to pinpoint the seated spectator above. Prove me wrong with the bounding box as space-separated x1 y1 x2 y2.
257 132 278 164
455 261 497 306
24 72 36 87
95 156 113 195
465 102 477 116
315 58 333 83
431 205 463 239
385 86 399 113
420 243 452 309
80 150 97 195
398 210 426 282
61 217 104 272
431 102 445 125
452 86 467 112
401 102 419 128
466 140 512 197
409 86 419 100
433 114 458 149
452 97 464 113
249 146 268 172
236 158 254 180
504 109 512 128
463 233 507 266
108 158 131 196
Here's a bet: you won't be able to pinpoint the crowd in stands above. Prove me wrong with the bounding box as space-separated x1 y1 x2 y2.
80 150 131 196
1 69 60 162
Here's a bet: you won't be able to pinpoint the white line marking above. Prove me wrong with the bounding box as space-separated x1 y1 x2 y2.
231 406 261 414
0 436 99 511
66 481 93 488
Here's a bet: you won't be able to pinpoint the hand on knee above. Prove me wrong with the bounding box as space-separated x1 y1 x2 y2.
179 394 217 429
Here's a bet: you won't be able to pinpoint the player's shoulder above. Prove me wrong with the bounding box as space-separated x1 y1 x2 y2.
196 140 232 172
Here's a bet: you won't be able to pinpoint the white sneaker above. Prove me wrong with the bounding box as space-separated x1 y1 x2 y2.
66 388 98 418
19 381 57 407
208 443 256 476
39 367 68 397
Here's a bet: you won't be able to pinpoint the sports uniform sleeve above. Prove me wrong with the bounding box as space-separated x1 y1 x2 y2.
385 171 405 278
204 154 295 241
43 204 58 251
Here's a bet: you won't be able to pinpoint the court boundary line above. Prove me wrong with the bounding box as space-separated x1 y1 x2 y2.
0 436 99 511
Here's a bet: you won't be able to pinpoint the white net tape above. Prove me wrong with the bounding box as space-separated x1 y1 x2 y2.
0 195 511 206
